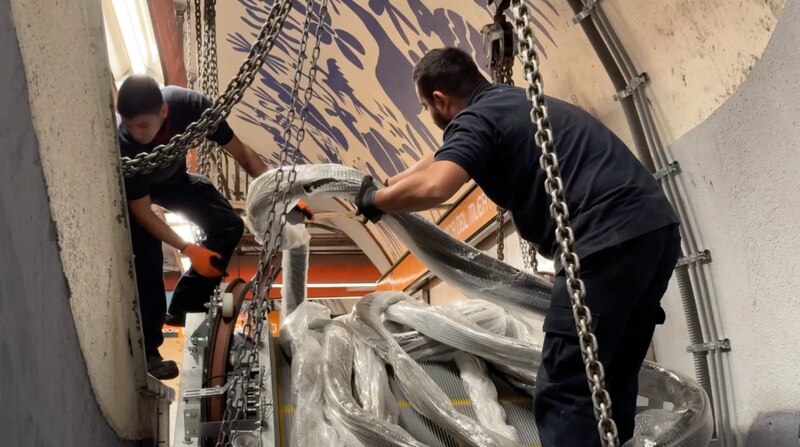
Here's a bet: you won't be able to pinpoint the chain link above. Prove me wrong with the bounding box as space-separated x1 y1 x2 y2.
510 2 619 445
520 239 538 272
119 0 293 178
495 207 505 261
488 34 513 262
215 1 329 444
183 0 195 90
201 0 231 196
193 0 203 90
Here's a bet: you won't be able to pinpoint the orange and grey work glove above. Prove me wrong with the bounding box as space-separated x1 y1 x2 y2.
181 243 226 278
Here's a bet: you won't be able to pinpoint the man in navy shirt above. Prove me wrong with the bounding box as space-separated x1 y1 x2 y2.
117 75 267 379
356 48 680 446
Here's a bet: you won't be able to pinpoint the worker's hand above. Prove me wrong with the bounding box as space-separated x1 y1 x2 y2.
354 176 384 223
181 243 226 278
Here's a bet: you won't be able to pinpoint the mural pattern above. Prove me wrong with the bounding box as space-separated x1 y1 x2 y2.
217 0 559 261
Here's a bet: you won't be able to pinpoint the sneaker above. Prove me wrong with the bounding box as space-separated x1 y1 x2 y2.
147 355 179 380
165 313 186 327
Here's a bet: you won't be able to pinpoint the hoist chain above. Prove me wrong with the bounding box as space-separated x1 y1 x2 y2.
193 0 203 90
201 0 230 196
490 51 513 263
119 0 292 178
520 239 538 272
183 0 195 90
215 1 329 445
510 2 619 445
495 208 505 261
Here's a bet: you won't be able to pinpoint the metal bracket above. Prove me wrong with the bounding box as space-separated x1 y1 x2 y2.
163 328 180 339
188 319 210 352
654 161 681 181
613 73 649 101
183 380 233 400
482 19 517 73
676 249 712 267
572 0 600 23
687 338 731 354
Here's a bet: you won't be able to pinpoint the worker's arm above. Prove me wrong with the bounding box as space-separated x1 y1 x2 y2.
386 152 435 186
128 196 225 277
374 160 469 213
222 134 269 178
129 195 188 250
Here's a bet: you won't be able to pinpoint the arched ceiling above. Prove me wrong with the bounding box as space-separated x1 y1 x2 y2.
211 0 784 271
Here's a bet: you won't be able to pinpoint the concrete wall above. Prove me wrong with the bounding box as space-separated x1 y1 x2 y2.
652 0 800 440
7 0 154 440
0 2 142 445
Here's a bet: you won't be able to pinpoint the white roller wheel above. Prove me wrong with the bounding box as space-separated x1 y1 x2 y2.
221 292 234 318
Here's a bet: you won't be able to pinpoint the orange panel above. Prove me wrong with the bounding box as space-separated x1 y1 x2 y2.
146 0 188 86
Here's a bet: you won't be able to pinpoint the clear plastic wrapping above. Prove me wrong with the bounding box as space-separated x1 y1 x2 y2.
454 353 520 442
624 361 714 447
453 300 509 335
279 302 339 446
245 167 301 246
355 293 519 447
384 299 541 372
246 164 553 317
278 301 331 357
280 226 310 320
249 165 713 447
321 323 426 446
352 336 401 424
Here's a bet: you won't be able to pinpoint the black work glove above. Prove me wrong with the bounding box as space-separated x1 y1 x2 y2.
355 176 384 223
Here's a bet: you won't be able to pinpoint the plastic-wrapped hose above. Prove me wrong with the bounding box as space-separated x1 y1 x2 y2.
279 302 340 446
352 336 401 424
281 242 309 318
246 164 553 317
624 361 714 447
384 299 541 371
453 353 520 442
354 293 519 447
321 322 427 447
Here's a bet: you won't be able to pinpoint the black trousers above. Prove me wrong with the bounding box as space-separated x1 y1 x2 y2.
130 174 243 357
534 224 681 446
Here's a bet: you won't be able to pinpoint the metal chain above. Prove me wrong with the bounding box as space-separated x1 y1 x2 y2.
201 0 230 196
119 0 293 178
193 0 203 90
183 0 195 90
520 239 538 272
495 207 505 261
211 2 295 443
489 46 513 262
215 1 329 444
510 2 619 445
194 0 213 179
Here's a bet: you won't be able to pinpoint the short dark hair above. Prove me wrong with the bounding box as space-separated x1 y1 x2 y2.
117 75 163 118
412 47 487 101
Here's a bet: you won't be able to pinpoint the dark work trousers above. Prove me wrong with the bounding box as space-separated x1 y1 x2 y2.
129 174 244 357
534 224 681 446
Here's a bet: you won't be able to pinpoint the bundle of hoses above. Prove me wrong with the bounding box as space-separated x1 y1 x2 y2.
250 165 713 446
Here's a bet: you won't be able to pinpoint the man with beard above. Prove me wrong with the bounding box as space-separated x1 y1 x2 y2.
354 47 680 446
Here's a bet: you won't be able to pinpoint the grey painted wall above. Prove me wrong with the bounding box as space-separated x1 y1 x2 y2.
0 3 138 446
652 0 800 441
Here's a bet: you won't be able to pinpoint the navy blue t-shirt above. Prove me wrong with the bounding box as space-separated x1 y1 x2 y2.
435 82 678 261
119 86 235 200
